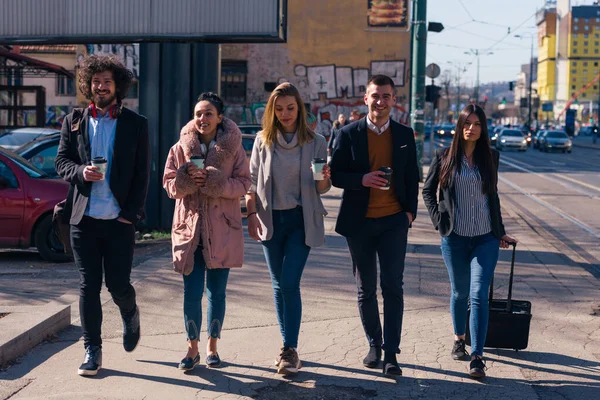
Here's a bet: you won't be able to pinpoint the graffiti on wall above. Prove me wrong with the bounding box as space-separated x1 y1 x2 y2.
46 106 73 128
78 44 140 78
295 61 405 100
223 103 266 124
22 106 75 129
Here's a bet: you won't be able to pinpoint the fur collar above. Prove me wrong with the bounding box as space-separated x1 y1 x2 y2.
179 117 242 162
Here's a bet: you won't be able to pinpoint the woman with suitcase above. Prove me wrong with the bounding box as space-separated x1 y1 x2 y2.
422 104 517 378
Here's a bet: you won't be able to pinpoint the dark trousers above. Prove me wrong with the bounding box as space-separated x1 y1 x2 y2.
71 216 137 348
346 212 409 354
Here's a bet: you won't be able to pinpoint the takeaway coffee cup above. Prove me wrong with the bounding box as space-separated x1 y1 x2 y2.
91 157 107 179
312 157 327 180
378 166 393 190
190 155 205 169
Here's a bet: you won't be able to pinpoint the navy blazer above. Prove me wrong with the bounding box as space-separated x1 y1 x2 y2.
422 147 506 238
330 118 420 237
55 107 151 225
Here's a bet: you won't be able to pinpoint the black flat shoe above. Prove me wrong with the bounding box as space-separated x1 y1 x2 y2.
178 353 200 371
451 339 469 361
383 361 402 376
206 353 221 368
362 346 382 368
469 357 487 379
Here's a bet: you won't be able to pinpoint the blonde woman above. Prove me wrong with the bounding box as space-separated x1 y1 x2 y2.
245 83 331 375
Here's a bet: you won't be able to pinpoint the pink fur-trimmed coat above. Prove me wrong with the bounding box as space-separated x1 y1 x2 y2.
162 118 251 275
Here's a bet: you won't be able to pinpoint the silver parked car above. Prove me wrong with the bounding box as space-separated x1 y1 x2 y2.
496 129 527 152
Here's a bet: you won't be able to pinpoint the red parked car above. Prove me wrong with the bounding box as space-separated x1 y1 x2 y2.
0 146 70 261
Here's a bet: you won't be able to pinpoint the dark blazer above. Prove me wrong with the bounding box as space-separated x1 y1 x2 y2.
422 147 506 238
55 107 151 225
330 118 420 237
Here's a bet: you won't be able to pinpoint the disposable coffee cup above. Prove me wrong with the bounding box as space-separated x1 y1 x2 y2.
378 166 393 190
312 157 327 180
190 155 205 169
91 157 107 179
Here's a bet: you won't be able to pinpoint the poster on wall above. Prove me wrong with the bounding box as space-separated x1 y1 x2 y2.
367 0 408 27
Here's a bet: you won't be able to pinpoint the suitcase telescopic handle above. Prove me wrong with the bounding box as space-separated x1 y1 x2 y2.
506 241 517 312
488 241 517 312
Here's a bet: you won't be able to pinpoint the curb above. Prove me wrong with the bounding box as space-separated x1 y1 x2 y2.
0 304 70 366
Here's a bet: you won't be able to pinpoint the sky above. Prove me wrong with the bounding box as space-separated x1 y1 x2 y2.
426 0 598 85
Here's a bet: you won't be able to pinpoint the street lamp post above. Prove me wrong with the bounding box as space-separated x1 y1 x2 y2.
448 61 471 117
516 34 535 131
464 49 493 104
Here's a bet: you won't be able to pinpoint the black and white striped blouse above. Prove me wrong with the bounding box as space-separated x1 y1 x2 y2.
453 156 492 237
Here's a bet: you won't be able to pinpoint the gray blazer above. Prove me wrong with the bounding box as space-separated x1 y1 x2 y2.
249 132 330 247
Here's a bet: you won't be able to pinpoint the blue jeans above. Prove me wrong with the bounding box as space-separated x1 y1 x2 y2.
441 232 500 357
261 207 311 348
183 246 230 341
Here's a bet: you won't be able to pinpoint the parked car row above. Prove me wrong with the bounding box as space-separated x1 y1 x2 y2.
533 130 572 153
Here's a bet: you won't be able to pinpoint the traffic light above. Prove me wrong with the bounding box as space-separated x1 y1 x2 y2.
425 84 442 108
509 81 514 91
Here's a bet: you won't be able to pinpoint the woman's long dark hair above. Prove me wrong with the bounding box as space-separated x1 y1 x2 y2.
438 104 497 194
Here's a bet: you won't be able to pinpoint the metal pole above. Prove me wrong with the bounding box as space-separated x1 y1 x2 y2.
429 78 435 161
475 50 480 104
528 37 534 130
410 0 427 180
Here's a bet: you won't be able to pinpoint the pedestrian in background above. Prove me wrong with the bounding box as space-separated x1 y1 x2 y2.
330 75 419 376
55 54 150 377
163 92 251 371
245 82 331 375
422 104 517 379
328 109 360 162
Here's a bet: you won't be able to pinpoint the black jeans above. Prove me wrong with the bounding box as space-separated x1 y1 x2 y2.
71 216 137 347
346 212 409 354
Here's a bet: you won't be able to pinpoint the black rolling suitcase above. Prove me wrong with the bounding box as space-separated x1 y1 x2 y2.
466 242 532 351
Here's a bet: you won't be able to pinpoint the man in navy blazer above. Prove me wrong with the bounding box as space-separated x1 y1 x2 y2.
330 75 419 376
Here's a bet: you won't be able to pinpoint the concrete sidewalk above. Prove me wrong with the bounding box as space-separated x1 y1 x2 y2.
572 135 600 150
1 185 599 399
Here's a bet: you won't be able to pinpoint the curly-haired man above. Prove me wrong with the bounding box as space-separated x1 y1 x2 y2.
55 54 150 376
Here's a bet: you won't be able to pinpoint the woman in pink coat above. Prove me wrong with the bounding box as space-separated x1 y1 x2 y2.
163 92 251 371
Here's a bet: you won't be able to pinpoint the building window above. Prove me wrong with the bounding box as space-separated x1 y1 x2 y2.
584 62 588 66
573 61 578 66
595 86 598 90
574 41 578 45
584 70 588 74
574 26 578 31
584 33 589 38
574 34 578 38
596 62 599 66
584 48 589 54
571 69 577 74
597 18 600 22
585 18 589 23
56 73 76 96
585 26 589 31
596 49 599 54
596 34 600 38
574 17 579 22
220 61 248 104
584 41 588 46
572 85 576 89
572 78 576 82
596 42 600 46
574 49 578 54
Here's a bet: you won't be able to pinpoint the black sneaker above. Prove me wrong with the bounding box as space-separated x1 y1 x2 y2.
122 306 140 352
469 357 487 378
362 345 382 368
178 353 200 371
451 339 469 360
206 353 221 368
78 345 102 376
382 352 402 376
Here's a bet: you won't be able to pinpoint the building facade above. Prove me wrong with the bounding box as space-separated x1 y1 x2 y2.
220 0 411 138
537 1 600 122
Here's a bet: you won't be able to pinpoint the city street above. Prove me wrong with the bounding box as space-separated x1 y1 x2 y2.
1 142 599 399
